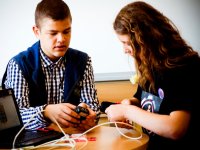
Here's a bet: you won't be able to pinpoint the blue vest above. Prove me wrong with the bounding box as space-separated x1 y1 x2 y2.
2 41 88 106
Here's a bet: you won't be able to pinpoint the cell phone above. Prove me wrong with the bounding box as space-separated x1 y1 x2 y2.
74 106 89 120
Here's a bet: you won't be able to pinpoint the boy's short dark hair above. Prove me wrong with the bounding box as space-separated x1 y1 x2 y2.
35 0 72 27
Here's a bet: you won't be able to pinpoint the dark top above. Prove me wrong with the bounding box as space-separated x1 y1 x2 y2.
134 55 200 150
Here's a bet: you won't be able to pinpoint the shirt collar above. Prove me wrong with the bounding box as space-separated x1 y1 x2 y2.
40 49 64 68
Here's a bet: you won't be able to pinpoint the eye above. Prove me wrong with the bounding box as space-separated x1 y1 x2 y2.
121 41 131 46
48 31 57 36
50 33 57 36
63 30 71 35
127 42 131 46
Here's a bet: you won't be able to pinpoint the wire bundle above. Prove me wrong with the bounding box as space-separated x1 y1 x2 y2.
12 111 142 150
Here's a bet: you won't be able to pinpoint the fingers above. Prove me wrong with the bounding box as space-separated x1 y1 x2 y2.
63 103 77 110
78 102 87 108
78 102 96 117
78 117 97 130
56 117 78 128
45 103 81 127
62 105 80 119
46 103 98 129
78 104 97 129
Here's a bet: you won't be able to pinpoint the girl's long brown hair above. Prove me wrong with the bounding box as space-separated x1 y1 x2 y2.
114 1 199 93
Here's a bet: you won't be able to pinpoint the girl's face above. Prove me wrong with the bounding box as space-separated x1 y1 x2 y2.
116 34 134 56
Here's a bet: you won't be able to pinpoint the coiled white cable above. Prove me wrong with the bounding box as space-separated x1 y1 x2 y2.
12 110 46 149
12 110 142 150
73 121 142 141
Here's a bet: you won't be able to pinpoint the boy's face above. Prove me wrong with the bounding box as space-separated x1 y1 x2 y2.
33 17 71 61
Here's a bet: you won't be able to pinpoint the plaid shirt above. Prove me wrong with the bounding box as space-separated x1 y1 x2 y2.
4 50 100 129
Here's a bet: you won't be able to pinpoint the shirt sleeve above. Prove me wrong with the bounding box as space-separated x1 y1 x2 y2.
80 56 101 121
3 59 49 130
133 85 142 101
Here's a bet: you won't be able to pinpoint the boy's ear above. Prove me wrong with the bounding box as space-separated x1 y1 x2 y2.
32 25 40 38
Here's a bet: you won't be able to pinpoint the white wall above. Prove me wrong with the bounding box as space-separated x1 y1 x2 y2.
0 0 200 82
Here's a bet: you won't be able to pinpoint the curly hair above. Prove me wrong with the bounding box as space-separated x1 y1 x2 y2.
113 1 198 93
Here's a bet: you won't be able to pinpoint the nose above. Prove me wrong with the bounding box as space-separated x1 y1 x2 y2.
124 49 129 54
123 45 130 54
123 44 130 53
124 48 133 56
57 33 65 42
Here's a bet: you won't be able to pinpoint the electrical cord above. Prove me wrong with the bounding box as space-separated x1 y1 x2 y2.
12 110 143 150
114 122 142 140
72 121 142 141
36 121 142 150
12 110 46 149
30 116 77 150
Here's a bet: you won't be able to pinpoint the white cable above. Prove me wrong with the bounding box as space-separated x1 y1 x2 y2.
71 136 88 150
70 121 143 150
31 137 75 150
12 109 76 150
72 121 142 142
114 122 143 140
32 121 142 150
31 113 76 150
13 109 142 150
52 117 76 147
12 110 45 149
